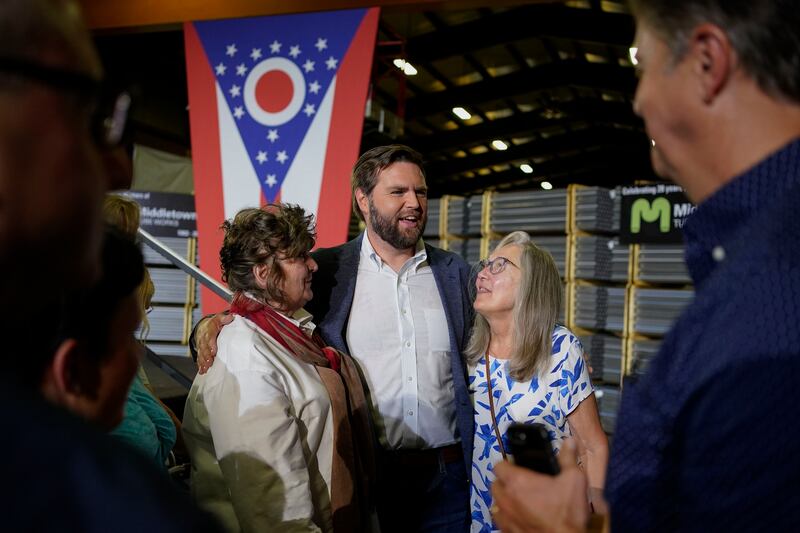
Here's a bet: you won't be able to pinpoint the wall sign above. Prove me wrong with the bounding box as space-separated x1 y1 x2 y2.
619 184 694 244
120 190 198 239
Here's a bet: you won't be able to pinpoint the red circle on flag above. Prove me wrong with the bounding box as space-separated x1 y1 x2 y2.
255 70 293 113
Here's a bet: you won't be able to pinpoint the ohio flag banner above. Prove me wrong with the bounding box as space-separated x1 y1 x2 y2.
184 8 379 313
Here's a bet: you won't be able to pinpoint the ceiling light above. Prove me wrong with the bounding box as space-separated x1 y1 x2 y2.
452 107 471 120
520 164 533 174
629 47 639 66
393 58 417 76
492 140 508 151
541 181 553 190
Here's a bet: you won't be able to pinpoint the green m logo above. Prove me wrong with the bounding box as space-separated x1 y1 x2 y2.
630 197 671 233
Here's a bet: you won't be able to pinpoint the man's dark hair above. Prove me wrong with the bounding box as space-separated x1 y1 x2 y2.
629 0 800 103
219 204 316 306
351 144 425 222
58 228 145 362
10 228 145 387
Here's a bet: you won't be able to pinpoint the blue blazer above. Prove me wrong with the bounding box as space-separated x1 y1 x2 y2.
308 233 475 473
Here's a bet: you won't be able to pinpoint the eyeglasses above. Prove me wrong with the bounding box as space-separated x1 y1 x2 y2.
0 57 131 149
478 256 518 275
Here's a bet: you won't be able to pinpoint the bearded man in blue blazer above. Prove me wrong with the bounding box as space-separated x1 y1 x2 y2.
308 145 473 533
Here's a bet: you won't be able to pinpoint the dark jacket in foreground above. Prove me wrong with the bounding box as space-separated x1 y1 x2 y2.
607 138 800 531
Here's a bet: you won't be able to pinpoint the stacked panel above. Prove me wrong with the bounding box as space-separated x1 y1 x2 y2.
424 198 441 238
573 285 626 334
596 386 621 434
447 196 483 238
574 235 629 282
138 237 199 359
490 190 567 234
628 338 663 378
574 186 621 234
579 333 623 386
631 287 694 336
636 244 691 284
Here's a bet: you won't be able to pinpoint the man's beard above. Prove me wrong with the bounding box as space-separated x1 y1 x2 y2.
368 198 427 250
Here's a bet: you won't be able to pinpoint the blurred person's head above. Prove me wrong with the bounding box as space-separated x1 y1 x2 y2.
467 231 562 381
103 194 140 239
0 0 131 291
352 145 428 252
102 194 154 340
628 0 800 202
220 204 317 315
40 229 145 430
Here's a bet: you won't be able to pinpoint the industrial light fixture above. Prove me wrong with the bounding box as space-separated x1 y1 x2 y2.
520 164 533 174
491 140 508 151
629 47 639 66
541 181 553 190
393 58 418 76
452 107 471 120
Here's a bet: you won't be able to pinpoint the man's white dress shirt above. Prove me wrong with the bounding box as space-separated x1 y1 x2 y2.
346 235 457 450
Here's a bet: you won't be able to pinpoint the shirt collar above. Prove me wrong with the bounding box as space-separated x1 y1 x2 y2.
683 137 800 286
242 291 316 335
360 230 427 271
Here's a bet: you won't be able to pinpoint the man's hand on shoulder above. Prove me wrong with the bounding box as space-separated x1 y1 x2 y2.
196 313 233 374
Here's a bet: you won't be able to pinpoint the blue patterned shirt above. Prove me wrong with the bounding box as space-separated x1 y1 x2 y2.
607 138 800 531
468 325 593 533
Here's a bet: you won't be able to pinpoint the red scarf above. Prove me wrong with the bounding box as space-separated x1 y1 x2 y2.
231 294 341 371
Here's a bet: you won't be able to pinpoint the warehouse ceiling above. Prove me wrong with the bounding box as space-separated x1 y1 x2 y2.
95 0 653 198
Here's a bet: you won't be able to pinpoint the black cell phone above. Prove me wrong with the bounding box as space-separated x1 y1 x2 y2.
506 423 560 476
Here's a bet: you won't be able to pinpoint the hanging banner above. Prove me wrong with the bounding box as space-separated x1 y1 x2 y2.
619 183 695 244
184 8 379 313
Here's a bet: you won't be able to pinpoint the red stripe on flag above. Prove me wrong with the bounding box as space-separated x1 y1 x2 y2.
315 7 380 249
184 22 229 315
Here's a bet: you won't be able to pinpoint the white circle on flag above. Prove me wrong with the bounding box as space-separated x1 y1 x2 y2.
244 57 306 126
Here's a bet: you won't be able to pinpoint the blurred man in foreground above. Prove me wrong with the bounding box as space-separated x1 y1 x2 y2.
0 1 216 530
492 1 800 531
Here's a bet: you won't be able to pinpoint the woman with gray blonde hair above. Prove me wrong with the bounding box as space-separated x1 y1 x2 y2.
467 231 608 532
182 204 375 533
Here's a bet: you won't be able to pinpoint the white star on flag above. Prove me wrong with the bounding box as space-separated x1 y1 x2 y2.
269 40 282 54
289 45 301 58
265 174 278 187
326 56 338 70
303 103 316 117
315 38 328 52
233 106 245 119
309 81 321 94
302 60 315 73
256 151 267 164
276 150 288 164
250 48 262 61
229 84 241 97
215 63 227 75
226 44 237 57
267 129 279 142
236 63 247 76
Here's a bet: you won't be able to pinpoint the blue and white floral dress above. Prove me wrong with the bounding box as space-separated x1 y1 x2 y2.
468 325 594 533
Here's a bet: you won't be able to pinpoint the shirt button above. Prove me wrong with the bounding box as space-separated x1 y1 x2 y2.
407 410 414 416
406 342 411 347
712 246 726 262
408 376 413 382
402 309 407 315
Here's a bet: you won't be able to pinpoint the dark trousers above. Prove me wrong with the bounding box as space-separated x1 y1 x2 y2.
376 445 470 533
